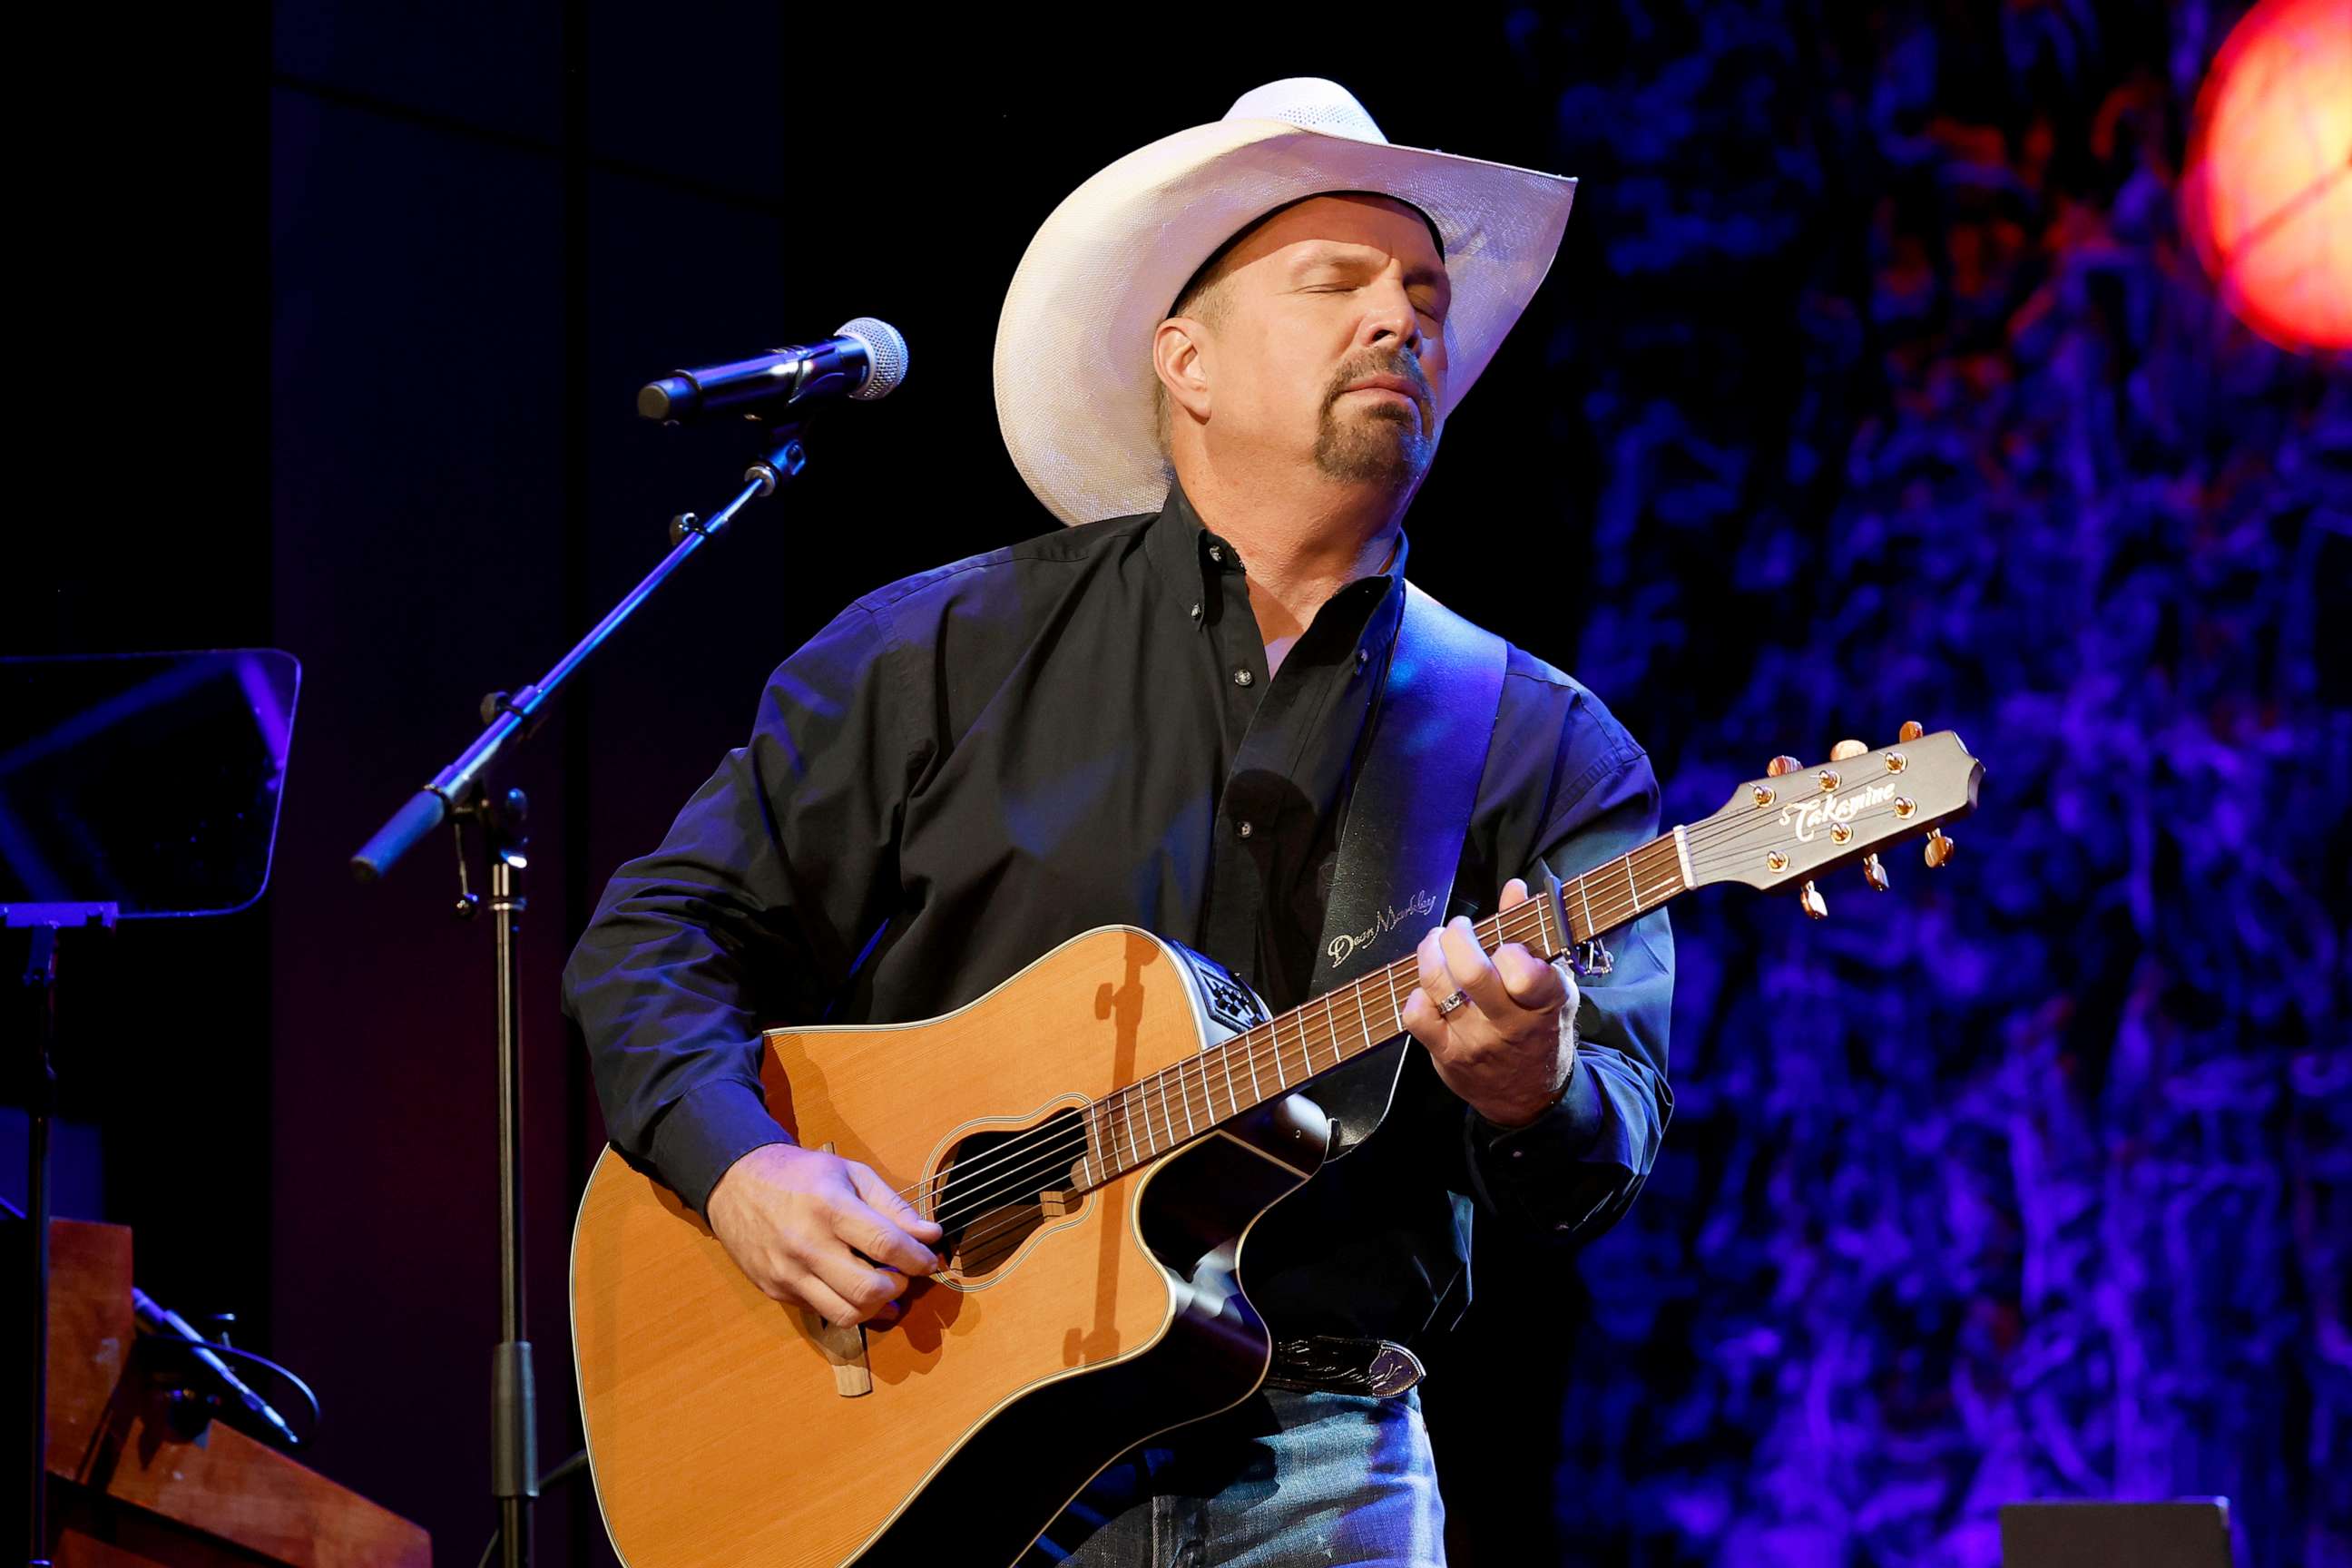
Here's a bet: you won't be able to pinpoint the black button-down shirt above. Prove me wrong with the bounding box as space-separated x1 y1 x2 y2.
561 479 1674 1347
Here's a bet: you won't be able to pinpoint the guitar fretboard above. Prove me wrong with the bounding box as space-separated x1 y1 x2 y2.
1069 829 1688 1188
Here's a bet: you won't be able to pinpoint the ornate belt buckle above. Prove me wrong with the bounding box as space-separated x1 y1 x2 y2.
1365 1341 1426 1397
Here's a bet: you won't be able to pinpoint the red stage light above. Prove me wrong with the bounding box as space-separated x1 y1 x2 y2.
2181 0 2352 353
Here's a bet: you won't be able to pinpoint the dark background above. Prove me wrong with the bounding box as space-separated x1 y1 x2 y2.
13 4 2347 1565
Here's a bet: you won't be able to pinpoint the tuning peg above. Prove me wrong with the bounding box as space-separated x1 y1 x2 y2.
1829 738 1868 761
1766 754 1802 778
1925 828 1955 868
1862 853 1890 892
1798 879 1828 918
1898 720 1925 742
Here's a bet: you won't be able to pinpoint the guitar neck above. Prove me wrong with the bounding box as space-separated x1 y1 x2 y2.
1072 828 1690 1187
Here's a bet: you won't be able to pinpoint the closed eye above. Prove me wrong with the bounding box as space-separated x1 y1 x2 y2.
1303 282 1446 321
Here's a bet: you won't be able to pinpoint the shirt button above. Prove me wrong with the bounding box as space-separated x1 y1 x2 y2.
1236 820 1254 838
1208 544 1224 563
1356 647 1369 671
1232 668 1254 687
1191 601 1202 622
1509 1147 1525 1161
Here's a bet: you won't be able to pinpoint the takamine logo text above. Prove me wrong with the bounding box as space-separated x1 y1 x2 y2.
1779 780 1896 843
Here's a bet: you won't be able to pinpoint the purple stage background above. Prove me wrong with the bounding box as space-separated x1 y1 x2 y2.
16 4 2347 1566
1452 6 2351 1567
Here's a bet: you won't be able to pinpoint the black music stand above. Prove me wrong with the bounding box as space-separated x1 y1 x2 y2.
2 649 300 1568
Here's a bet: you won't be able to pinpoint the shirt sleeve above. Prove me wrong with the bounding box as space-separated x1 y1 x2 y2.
559 599 919 1216
1455 740 1675 1244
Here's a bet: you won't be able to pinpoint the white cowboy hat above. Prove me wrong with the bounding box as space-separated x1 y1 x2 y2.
993 76 1577 527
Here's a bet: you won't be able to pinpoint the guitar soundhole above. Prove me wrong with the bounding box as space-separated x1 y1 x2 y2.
934 1109 1087 1278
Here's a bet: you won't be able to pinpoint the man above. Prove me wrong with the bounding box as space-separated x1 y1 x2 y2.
564 79 1672 1565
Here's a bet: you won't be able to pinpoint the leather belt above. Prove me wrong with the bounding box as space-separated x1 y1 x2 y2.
1262 1335 1426 1398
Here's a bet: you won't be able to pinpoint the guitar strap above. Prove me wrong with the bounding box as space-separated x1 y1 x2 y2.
1305 580 1508 1159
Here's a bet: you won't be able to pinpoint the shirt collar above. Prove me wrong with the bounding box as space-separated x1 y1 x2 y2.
1144 475 1413 634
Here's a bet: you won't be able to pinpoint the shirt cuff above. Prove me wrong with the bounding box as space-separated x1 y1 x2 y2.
1467 956 1602 1155
1468 1050 1605 1157
646 1076 793 1218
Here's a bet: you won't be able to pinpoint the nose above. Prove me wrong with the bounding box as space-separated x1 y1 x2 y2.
1358 260 1423 357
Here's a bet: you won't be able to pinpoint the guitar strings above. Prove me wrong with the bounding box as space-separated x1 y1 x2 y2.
875 796 1924 1262
924 898 1618 1268
912 846 1690 1247
911 834 1695 1231
907 899 1551 1227
906 805 1877 1248
929 775 1912 1226
911 895 1579 1253
914 818 1844 1268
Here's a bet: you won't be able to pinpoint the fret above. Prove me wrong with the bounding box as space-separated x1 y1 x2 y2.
1176 1057 1197 1138
1534 891 1559 957
1144 1075 1169 1158
1318 995 1338 1073
1624 854 1642 913
1353 982 1375 1059
1244 1024 1265 1103
1271 1013 1293 1088
1575 874 1596 944
1642 844 1671 904
1111 1087 1134 1174
1217 1039 1238 1120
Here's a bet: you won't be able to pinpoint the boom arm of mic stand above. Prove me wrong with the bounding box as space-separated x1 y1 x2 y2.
348 426 809 881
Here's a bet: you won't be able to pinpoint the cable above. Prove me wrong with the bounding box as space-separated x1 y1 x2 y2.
133 1332 324 1447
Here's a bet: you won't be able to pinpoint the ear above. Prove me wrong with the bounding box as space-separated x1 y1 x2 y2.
1152 316 1212 426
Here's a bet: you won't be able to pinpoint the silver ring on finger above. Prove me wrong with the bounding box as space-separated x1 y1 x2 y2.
1435 988 1468 1017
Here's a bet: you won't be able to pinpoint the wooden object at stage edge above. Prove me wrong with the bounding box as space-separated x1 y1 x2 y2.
39 1218 430 1567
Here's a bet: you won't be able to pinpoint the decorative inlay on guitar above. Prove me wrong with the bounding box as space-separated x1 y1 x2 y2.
570 729 1983 1568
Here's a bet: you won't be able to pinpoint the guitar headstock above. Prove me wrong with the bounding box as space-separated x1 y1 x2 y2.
1681 725 1983 905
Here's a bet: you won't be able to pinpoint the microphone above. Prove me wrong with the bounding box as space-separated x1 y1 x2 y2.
637 317 909 423
132 1288 303 1448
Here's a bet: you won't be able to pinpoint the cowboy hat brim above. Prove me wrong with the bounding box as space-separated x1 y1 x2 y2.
994 111 1576 526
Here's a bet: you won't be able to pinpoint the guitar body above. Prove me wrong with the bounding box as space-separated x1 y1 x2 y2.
570 730 1986 1567
570 926 1328 1568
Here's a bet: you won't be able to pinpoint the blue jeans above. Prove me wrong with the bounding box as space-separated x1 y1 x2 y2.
1018 1386 1448 1567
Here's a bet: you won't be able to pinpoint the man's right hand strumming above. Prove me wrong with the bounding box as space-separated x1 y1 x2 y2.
703 1142 947 1328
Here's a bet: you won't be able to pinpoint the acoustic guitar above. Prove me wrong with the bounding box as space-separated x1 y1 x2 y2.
571 727 1983 1566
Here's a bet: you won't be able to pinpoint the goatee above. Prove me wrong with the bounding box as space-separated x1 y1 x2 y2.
1312 397 1433 489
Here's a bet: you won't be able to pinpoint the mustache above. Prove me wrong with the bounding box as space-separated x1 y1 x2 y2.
1328 357 1433 410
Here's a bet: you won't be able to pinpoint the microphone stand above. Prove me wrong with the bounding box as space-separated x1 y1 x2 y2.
350 422 811 1568
15 902 117 1568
